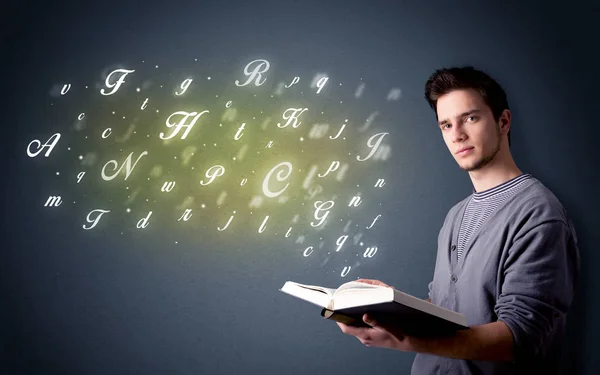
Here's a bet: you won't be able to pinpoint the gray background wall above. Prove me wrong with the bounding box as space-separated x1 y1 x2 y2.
1 1 598 374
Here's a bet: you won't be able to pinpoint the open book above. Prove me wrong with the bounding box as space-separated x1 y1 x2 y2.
280 280 469 337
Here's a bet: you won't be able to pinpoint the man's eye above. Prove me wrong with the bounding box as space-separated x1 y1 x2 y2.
467 116 477 122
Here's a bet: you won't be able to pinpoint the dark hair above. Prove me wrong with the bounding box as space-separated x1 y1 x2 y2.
424 66 511 147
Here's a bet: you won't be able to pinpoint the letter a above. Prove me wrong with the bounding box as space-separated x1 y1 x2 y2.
27 133 61 157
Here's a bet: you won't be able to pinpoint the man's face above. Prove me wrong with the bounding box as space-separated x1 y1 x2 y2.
436 89 502 172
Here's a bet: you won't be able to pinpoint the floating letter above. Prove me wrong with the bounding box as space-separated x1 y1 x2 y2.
285 77 300 88
263 161 292 198
234 123 246 140
44 196 62 207
375 178 385 187
318 161 340 178
235 59 270 86
303 246 314 257
77 172 86 183
218 213 235 231
348 195 362 207
27 133 61 158
83 209 110 230
357 132 389 161
329 123 346 140
258 215 269 233
311 200 334 227
341 266 351 277
161 110 209 140
101 151 148 181
277 108 308 128
136 211 153 229
364 246 378 258
175 78 193 96
61 84 71 95
336 235 348 252
161 181 176 192
100 69 135 95
178 209 193 221
200 165 225 186
102 128 112 139
366 214 382 229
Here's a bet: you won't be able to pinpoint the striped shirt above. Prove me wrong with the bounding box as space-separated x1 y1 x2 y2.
457 173 533 262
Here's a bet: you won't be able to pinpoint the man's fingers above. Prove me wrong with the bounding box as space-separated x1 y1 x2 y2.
337 322 370 336
356 278 390 287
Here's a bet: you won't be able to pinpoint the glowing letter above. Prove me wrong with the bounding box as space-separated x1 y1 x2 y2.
258 215 269 233
315 76 329 94
175 78 193 95
329 124 346 140
303 246 314 257
375 178 385 187
277 108 308 128
263 161 292 198
318 161 340 178
102 128 112 139
102 151 148 181
341 266 351 277
364 246 378 258
27 133 61 157
234 123 246 140
83 209 110 230
367 214 382 229
136 211 153 229
200 165 225 186
61 84 71 95
141 98 149 110
311 200 334 227
336 235 348 252
161 110 209 140
285 77 300 88
161 181 176 192
218 213 235 231
100 69 135 96
44 196 62 207
235 59 270 86
77 172 85 183
357 132 389 161
349 196 362 207
178 209 193 221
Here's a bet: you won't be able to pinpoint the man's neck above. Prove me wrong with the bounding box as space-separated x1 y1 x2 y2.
469 159 522 193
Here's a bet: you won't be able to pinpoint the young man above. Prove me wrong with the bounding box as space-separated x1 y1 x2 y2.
336 66 581 374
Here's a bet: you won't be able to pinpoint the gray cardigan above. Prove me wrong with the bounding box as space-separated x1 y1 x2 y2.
411 178 581 375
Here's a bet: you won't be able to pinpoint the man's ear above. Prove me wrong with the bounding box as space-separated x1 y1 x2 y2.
499 109 511 134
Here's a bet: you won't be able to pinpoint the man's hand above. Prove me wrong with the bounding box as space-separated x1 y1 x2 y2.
337 279 416 351
354 278 394 288
337 313 416 351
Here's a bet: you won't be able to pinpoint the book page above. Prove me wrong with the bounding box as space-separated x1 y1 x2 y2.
334 281 386 296
290 282 336 296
